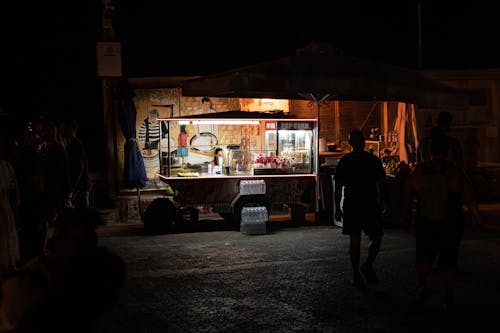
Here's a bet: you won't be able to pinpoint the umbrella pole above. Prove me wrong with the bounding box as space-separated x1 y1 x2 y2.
299 92 331 223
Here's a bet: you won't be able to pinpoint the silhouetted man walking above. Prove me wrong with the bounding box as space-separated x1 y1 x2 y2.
334 130 386 289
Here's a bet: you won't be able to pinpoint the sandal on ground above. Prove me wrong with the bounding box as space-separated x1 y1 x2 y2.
360 263 379 284
351 274 367 290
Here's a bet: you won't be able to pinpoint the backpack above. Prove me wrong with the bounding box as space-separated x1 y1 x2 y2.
142 198 177 233
417 168 448 220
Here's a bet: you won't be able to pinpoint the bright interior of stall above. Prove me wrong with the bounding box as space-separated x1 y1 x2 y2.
122 86 419 190
319 101 419 174
158 119 316 177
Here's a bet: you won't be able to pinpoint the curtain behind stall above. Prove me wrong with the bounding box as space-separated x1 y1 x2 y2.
394 102 419 163
408 104 419 160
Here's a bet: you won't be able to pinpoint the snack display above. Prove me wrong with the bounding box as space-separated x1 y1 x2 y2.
385 160 413 178
177 172 199 177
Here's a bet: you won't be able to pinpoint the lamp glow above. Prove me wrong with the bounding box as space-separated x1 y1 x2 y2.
178 120 259 125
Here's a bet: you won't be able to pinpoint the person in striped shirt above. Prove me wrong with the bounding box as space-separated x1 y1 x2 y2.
138 109 167 151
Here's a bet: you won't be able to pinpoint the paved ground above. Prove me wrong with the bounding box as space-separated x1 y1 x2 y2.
91 217 500 333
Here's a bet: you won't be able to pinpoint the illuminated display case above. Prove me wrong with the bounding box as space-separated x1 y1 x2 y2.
158 113 317 177
262 121 313 174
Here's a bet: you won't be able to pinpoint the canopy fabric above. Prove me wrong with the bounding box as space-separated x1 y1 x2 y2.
181 45 470 109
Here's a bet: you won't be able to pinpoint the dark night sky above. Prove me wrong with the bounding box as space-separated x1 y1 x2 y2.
1 1 499 171
2 1 499 106
114 1 500 76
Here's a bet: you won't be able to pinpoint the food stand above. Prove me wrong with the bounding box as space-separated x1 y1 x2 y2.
174 44 470 228
111 47 470 225
157 111 318 228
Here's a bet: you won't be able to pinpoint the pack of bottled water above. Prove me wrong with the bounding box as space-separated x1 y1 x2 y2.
239 179 266 195
240 206 268 235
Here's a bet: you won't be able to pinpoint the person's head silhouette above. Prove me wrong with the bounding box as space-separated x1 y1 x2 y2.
348 130 365 151
436 111 453 132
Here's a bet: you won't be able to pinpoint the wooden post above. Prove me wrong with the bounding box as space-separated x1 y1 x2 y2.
417 0 423 69
99 0 120 200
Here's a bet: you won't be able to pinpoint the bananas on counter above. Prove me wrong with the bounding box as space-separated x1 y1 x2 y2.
177 172 199 177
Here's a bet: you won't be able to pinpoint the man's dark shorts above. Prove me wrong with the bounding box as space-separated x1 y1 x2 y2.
342 205 384 240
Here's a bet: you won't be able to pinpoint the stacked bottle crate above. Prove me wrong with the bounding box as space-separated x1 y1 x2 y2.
239 179 266 195
240 206 268 235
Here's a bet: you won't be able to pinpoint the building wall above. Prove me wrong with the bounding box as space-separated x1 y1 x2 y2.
181 96 241 115
289 99 386 151
421 69 500 164
419 69 500 201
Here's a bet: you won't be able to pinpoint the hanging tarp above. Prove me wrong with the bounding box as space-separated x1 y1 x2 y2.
116 79 148 189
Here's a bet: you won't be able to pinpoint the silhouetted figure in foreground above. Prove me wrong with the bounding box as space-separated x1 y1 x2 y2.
334 130 386 289
418 112 466 273
0 208 126 332
13 246 126 333
0 134 21 280
15 118 47 262
401 130 480 310
61 119 91 210
418 111 464 169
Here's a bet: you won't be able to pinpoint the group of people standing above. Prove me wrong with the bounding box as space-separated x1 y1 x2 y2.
0 117 91 280
0 117 127 332
334 111 480 311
